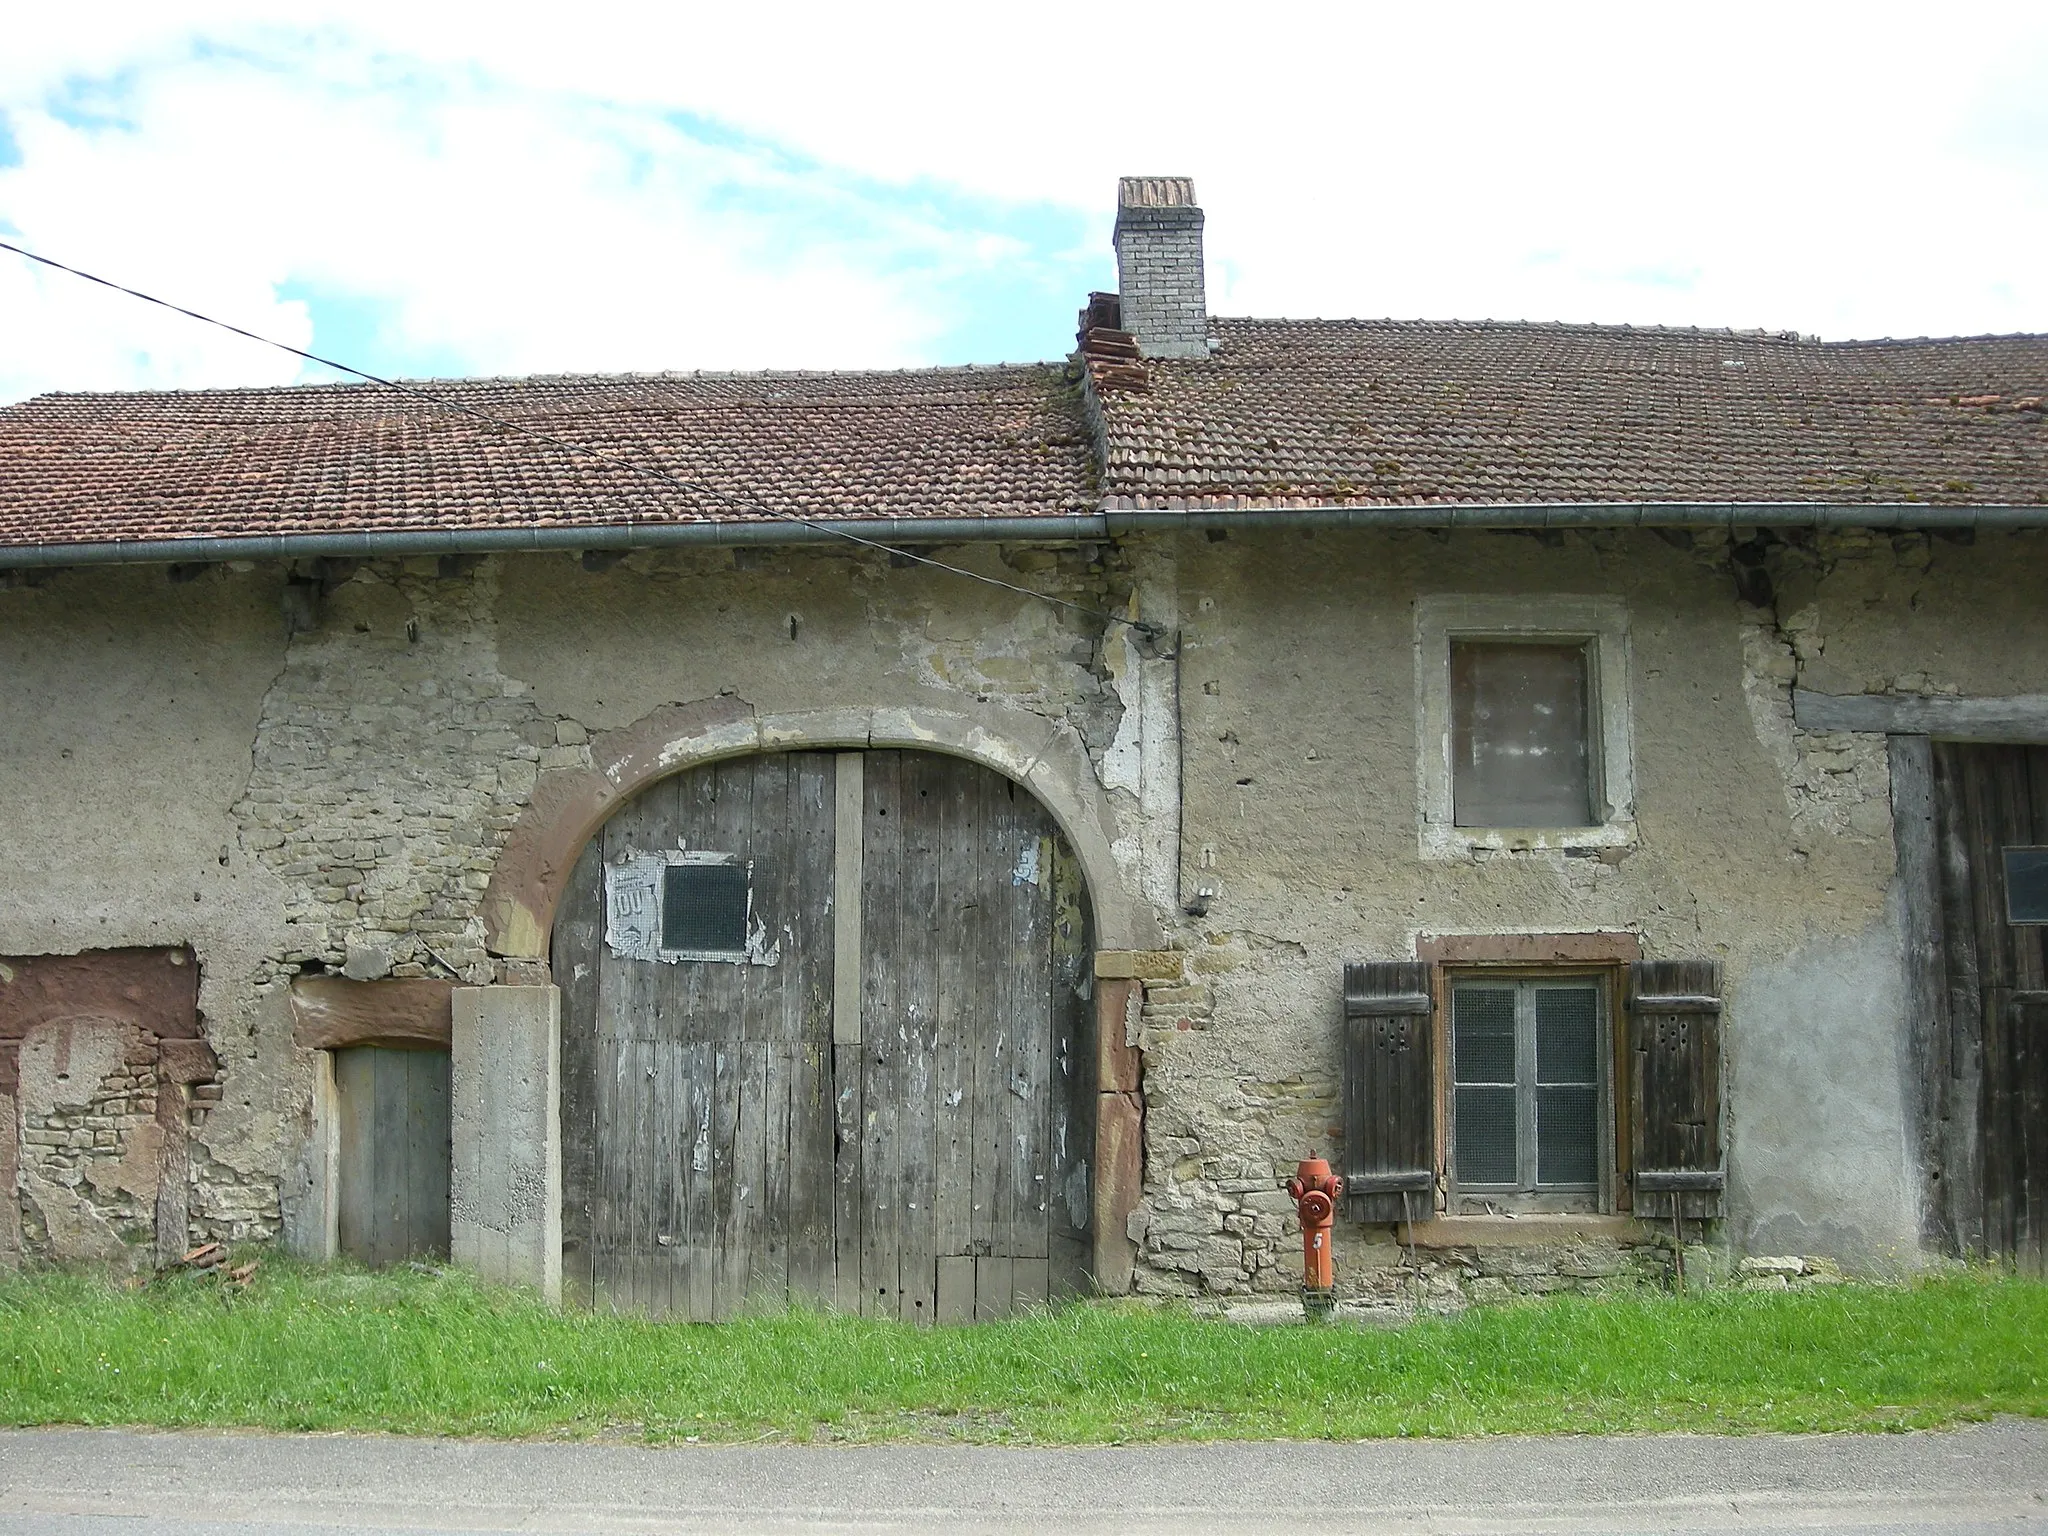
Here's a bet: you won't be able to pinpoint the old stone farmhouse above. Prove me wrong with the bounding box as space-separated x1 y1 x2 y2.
2 178 2044 1313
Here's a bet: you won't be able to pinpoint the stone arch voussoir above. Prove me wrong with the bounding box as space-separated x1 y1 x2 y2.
480 698 1159 961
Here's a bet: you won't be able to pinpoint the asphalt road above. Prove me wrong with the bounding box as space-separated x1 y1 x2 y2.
0 1421 2044 1534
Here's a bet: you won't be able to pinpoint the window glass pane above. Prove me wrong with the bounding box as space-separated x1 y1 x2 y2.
1535 986 1600 1084
1450 641 1593 827
662 863 749 953
1537 1085 1599 1185
1452 986 1516 1084
2005 847 2048 924
1456 1086 1518 1184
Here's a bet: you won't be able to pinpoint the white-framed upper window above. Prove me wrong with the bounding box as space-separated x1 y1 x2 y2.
1415 595 1635 859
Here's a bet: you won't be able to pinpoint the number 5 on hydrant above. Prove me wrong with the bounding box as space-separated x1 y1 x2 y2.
1286 1155 1344 1322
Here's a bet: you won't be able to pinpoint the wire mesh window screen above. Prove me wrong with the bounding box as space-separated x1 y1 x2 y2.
2005 847 2048 924
1453 987 1518 1186
661 862 749 954
1450 640 1594 828
1535 985 1601 1186
1452 979 1605 1197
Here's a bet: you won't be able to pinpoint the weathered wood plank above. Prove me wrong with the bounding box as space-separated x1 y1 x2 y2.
974 1255 1013 1321
930 755 978 1280
1012 1256 1049 1313
333 1048 373 1263
681 1041 717 1322
406 1048 452 1261
830 1040 864 1314
757 1040 791 1311
787 1041 835 1301
1629 960 1724 1221
859 751 903 1319
1048 830 1093 1296
936 1254 975 1324
553 833 604 1303
1341 962 1436 1223
833 753 865 1047
1794 689 2048 742
968 766 1007 1265
895 751 943 1324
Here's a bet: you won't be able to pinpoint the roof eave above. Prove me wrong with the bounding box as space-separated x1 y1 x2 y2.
7 500 2048 571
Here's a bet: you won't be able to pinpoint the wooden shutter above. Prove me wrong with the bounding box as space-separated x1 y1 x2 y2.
1341 962 1437 1223
1628 960 1725 1220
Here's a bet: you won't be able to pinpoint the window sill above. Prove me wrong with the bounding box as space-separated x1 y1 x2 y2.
1394 1214 1652 1248
1419 819 1637 861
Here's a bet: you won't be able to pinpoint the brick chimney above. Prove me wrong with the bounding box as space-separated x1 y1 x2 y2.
1112 176 1208 360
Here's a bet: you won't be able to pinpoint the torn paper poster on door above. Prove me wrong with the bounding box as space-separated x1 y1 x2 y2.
604 853 664 962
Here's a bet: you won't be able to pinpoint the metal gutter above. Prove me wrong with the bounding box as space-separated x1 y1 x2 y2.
1105 501 2048 533
5 503 2048 569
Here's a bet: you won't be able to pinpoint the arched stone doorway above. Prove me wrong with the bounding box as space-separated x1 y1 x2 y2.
550 748 1095 1321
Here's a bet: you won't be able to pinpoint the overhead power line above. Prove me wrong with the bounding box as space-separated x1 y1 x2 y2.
0 237 1159 638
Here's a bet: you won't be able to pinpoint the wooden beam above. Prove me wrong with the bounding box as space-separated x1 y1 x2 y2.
1794 689 2048 742
832 752 864 1046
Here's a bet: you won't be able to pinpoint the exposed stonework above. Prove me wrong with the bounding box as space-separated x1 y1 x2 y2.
234 560 553 988
1740 617 1894 843
6 526 2044 1288
16 1019 161 1269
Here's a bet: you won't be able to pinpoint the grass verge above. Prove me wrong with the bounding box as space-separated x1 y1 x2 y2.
2 1262 2044 1443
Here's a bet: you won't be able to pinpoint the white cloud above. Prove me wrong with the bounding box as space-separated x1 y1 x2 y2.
2 0 2044 403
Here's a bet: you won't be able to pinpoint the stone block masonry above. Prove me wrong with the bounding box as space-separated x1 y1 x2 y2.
234 561 565 991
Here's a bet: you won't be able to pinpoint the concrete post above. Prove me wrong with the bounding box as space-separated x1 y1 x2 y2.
0 1042 19 1271
450 985 561 1304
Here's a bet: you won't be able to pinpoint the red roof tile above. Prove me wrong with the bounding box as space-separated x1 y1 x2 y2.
0 364 1097 550
4 317 2045 554
1095 319 2048 509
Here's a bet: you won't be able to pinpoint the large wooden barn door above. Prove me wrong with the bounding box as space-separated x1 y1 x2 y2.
552 749 1093 1320
1930 742 2048 1275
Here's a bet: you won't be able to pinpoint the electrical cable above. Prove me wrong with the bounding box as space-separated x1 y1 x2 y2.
0 237 1160 638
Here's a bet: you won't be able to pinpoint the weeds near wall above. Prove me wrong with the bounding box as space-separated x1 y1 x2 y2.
0 1261 2042 1443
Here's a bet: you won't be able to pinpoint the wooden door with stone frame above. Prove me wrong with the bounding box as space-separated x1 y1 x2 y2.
551 748 1094 1321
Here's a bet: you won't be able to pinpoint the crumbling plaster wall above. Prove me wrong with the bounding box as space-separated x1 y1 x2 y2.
8 526 2036 1289
1135 526 2048 1291
0 566 292 1252
3 543 1140 1267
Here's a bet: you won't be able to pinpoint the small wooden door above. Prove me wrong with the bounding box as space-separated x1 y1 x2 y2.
1930 742 2048 1274
333 1045 452 1266
553 750 1094 1320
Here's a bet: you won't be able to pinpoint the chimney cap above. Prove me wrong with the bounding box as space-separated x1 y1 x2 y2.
1117 176 1198 210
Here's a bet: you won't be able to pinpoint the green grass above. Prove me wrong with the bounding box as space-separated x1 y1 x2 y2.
1 1262 2043 1443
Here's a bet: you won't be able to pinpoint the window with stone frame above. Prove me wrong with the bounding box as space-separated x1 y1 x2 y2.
1414 595 1635 857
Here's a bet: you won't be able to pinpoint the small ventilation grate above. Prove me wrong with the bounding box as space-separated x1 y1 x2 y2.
662 863 748 954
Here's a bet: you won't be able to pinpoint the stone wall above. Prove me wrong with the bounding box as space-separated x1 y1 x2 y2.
16 1020 161 1267
5 526 2043 1286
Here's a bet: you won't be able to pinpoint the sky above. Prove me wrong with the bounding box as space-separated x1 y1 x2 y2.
2 2 2045 404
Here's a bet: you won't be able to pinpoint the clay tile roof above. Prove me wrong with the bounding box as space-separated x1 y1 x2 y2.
1095 318 2048 510
0 363 1097 551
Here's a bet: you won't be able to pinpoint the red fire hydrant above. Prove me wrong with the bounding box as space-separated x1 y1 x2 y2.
1287 1155 1344 1321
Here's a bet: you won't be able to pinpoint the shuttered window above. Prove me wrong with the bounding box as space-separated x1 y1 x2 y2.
1450 978 1605 1205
